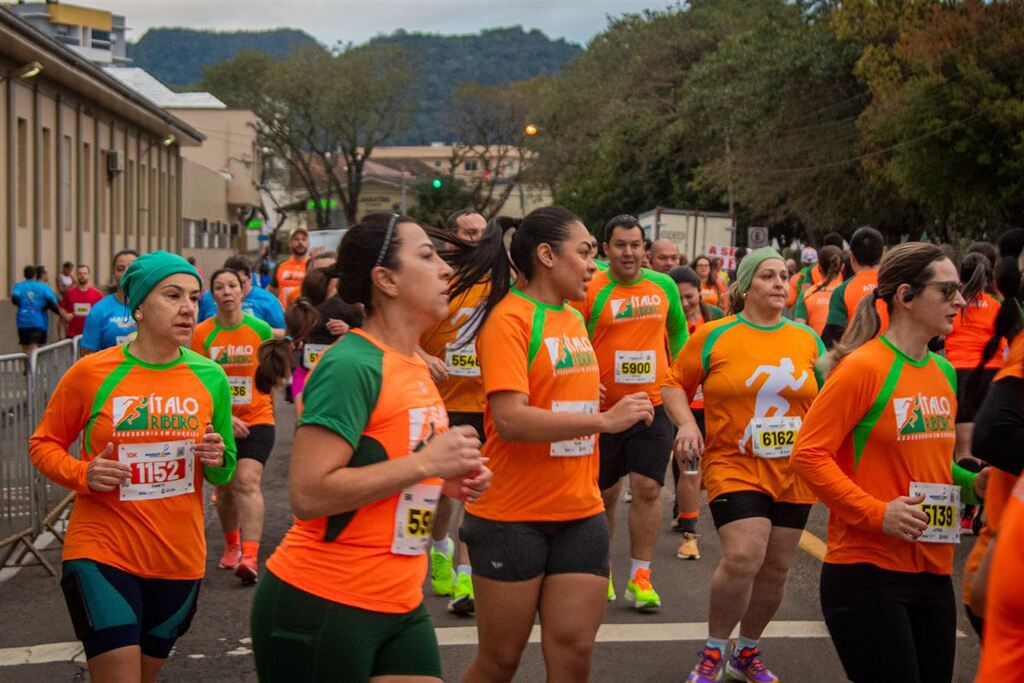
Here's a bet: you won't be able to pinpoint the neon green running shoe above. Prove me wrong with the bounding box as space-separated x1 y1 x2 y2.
447 572 475 615
429 546 454 596
608 572 616 601
625 567 661 611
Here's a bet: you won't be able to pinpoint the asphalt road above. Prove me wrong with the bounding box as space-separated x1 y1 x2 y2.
0 397 983 682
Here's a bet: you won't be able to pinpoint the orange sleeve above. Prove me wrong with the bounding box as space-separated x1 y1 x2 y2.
478 306 530 396
663 326 707 395
791 355 887 531
28 362 94 494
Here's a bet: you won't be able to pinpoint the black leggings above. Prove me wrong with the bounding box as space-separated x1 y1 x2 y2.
820 563 956 683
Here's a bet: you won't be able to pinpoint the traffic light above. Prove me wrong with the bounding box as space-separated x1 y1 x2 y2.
432 177 443 190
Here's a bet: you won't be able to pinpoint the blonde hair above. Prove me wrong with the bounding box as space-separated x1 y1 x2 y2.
822 242 946 374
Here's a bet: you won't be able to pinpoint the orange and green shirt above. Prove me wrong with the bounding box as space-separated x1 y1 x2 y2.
468 288 603 522
419 281 490 414
685 304 724 410
272 256 309 306
794 282 840 336
28 345 237 579
664 314 824 503
945 293 1006 369
192 314 275 426
573 268 688 409
826 269 889 334
791 337 978 575
266 328 447 614
700 281 728 308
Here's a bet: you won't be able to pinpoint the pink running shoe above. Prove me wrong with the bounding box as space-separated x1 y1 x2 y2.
724 646 779 683
687 646 724 683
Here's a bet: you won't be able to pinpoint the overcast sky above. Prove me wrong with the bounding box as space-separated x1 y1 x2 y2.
91 1 676 47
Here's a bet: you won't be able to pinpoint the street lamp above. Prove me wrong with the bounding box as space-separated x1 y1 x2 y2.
0 61 43 83
524 123 540 137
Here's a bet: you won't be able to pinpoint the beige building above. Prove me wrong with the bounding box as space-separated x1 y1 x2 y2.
1 7 201 304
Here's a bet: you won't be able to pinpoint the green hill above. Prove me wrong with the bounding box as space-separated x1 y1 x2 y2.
127 25 582 144
126 28 320 88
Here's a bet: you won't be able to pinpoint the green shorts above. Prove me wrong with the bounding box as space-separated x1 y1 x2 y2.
251 570 442 682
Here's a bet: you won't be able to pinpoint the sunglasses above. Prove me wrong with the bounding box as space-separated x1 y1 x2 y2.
920 280 964 302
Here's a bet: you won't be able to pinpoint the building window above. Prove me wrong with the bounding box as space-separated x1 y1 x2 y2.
464 160 478 172
17 118 27 229
60 135 72 231
54 24 80 46
42 128 52 230
433 160 442 168
91 29 111 48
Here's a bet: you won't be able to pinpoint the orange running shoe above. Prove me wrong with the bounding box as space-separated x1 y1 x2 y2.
219 543 241 570
236 555 258 585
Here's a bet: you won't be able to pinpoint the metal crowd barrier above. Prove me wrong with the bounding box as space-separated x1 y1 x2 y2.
0 336 81 575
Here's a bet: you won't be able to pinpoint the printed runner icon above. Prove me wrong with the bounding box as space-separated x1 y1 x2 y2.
738 357 808 454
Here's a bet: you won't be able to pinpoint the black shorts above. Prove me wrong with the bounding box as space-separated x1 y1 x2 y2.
449 411 485 444
237 423 275 464
61 559 200 659
598 404 674 490
18 327 47 346
708 490 811 530
461 511 609 582
955 368 998 423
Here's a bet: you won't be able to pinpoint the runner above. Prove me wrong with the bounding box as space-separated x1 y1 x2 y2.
791 242 985 683
666 265 725 560
666 247 824 683
419 209 489 615
793 245 843 335
192 268 275 585
197 256 285 333
821 226 886 348
694 255 729 311
460 207 654 683
81 249 139 354
60 265 104 339
573 213 694 610
28 251 235 681
11 264 67 353
268 227 310 307
649 238 683 274
250 213 490 682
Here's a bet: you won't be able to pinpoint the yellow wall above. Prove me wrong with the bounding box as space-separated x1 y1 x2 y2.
48 4 112 30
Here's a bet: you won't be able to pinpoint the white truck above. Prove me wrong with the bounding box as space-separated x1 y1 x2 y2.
638 208 735 262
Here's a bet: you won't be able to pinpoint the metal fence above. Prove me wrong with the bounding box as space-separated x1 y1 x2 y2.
0 337 80 575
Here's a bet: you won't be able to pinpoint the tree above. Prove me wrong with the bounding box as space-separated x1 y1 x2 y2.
204 44 415 227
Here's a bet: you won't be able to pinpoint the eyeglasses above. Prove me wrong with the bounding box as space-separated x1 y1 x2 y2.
921 280 964 302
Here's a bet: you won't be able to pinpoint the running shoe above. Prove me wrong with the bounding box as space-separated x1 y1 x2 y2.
236 556 258 585
608 573 616 602
677 532 701 560
429 546 454 596
687 646 724 683
624 567 661 611
219 543 241 570
447 573 475 615
724 646 778 683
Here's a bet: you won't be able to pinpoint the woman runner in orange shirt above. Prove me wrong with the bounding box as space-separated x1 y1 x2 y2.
792 243 986 683
793 245 843 336
694 255 730 311
30 251 235 683
250 214 491 682
191 268 275 585
459 207 654 683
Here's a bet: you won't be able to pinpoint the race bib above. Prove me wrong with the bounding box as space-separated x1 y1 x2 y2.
550 401 597 457
391 482 442 556
444 342 480 377
119 440 195 502
750 416 802 458
910 481 961 544
614 350 656 385
228 376 253 405
73 303 91 317
303 343 328 370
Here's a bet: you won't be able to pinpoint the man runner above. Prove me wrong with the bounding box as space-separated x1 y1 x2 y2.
821 226 886 348
269 227 310 307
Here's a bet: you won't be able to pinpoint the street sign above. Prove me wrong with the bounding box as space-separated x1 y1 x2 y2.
748 226 769 248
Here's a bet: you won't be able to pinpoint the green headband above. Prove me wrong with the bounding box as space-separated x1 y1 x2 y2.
121 251 201 319
736 247 786 295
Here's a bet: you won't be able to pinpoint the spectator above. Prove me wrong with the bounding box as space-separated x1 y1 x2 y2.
12 264 69 354
60 265 104 339
56 261 74 297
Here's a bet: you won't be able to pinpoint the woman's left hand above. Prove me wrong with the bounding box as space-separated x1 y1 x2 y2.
974 466 990 500
196 424 225 467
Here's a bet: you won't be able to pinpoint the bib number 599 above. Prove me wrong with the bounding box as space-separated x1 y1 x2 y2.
406 508 434 536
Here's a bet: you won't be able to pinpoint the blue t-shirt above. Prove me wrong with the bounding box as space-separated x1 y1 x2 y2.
197 286 285 329
11 280 58 330
80 293 137 351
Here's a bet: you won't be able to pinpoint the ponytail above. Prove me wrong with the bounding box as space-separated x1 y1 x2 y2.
809 246 843 295
255 298 320 393
965 253 1023 404
727 281 744 315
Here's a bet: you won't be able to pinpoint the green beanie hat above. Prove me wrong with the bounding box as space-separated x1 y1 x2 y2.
121 251 201 319
736 246 786 296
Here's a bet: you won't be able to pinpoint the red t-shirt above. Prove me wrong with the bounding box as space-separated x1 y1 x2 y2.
60 287 105 337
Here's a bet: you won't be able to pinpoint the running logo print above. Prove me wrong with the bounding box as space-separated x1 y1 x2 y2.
738 358 807 454
543 335 597 374
893 394 954 441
